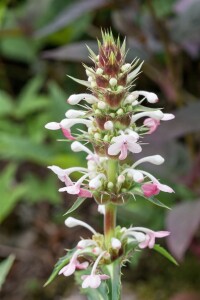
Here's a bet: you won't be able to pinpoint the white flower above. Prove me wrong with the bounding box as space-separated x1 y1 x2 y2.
81 251 110 289
108 132 142 160
60 118 92 129
65 217 97 234
68 93 98 105
123 227 170 249
65 109 86 118
59 250 89 277
131 110 164 123
131 155 165 168
131 91 159 103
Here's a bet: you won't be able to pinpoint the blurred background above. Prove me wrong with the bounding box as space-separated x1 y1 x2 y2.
0 0 200 299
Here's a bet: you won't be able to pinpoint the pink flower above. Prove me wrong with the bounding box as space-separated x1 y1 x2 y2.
45 122 75 140
108 133 142 160
81 251 110 289
144 113 175 134
59 250 89 277
59 185 92 198
138 231 170 249
143 118 160 134
81 274 110 289
141 183 160 197
141 182 174 197
59 174 93 198
123 227 170 249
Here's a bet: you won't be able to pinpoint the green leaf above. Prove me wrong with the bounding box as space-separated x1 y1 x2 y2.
131 189 171 210
104 259 122 300
144 196 171 210
23 174 61 204
0 90 14 117
44 248 76 287
0 255 15 290
153 244 178 266
64 197 87 216
0 164 27 223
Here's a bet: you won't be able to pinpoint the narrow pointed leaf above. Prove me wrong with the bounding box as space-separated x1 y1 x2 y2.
127 61 144 82
44 249 76 286
0 255 15 290
145 196 171 210
67 75 91 88
104 259 122 300
64 197 87 216
153 244 178 266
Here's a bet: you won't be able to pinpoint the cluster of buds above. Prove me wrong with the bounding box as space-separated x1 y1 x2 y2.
45 30 175 291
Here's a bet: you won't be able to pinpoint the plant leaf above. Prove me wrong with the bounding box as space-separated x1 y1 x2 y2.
153 244 178 266
67 75 91 88
64 197 87 216
104 259 122 300
34 0 108 38
0 164 28 223
144 196 171 210
44 248 76 287
0 255 15 290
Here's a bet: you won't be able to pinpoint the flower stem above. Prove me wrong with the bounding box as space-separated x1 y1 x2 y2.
104 159 118 247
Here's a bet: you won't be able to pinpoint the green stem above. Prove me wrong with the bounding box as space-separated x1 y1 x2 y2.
104 159 118 247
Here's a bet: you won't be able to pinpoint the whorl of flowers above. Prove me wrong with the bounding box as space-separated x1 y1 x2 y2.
45 31 176 295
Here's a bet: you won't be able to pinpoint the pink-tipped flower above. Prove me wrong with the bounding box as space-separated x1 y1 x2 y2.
59 250 89 277
59 174 92 198
45 121 75 140
141 182 174 198
144 113 175 134
108 132 142 160
138 230 170 249
143 118 160 134
81 251 110 289
123 227 170 249
141 183 160 197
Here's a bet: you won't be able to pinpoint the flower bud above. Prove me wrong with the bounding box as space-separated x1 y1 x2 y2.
117 175 125 184
107 182 114 189
92 247 102 255
117 108 124 115
96 68 103 75
111 238 122 250
97 101 107 110
104 121 114 130
121 63 131 72
94 133 101 140
109 78 117 86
